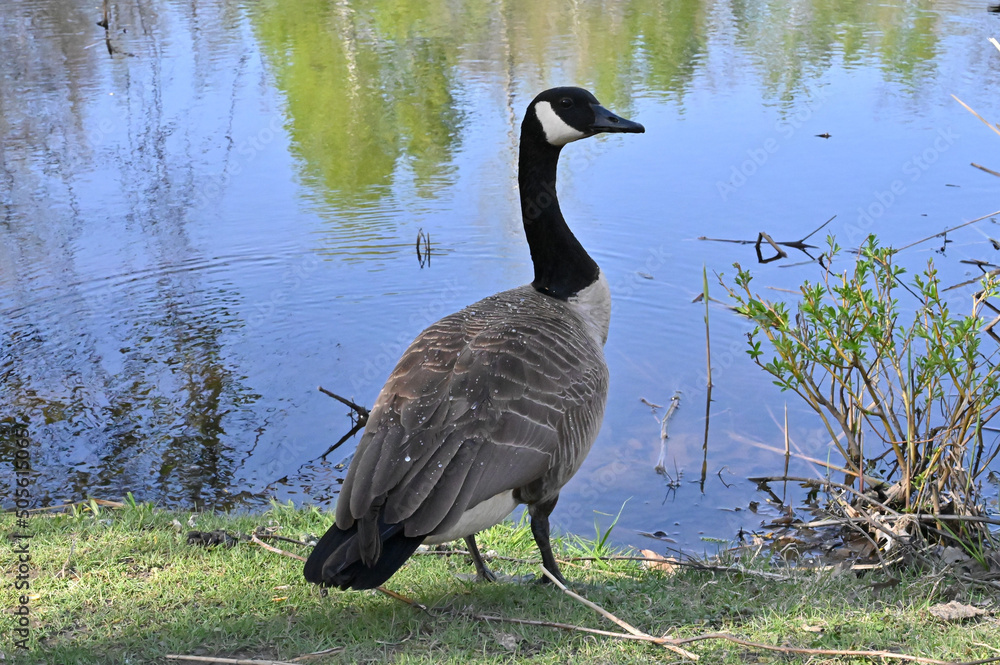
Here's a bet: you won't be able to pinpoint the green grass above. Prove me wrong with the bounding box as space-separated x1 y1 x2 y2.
3 500 998 664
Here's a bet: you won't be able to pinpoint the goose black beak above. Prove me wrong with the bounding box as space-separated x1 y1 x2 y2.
590 103 645 134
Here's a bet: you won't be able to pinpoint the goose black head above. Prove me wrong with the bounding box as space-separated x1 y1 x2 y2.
526 86 645 147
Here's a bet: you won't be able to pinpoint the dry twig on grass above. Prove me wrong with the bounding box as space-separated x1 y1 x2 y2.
166 656 298 665
672 633 997 665
289 647 346 662
538 566 699 660
250 532 306 562
376 586 431 613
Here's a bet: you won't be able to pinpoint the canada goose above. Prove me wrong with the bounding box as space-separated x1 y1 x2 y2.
304 87 644 590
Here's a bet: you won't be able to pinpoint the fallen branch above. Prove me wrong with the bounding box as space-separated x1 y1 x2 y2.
749 476 900 516
538 565 700 660
673 632 992 665
376 586 430 613
468 612 684 646
370 562 996 665
797 513 1000 529
737 435 888 487
569 553 794 580
411 548 791 580
256 533 312 548
166 656 297 665
289 647 345 662
250 533 305 562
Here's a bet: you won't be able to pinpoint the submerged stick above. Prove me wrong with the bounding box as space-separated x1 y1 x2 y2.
654 392 682 474
952 94 1000 138
699 216 835 264
99 0 115 56
755 231 787 263
738 435 888 486
971 162 1000 178
896 209 1000 253
944 267 1000 293
318 386 369 419
701 265 712 489
415 229 432 268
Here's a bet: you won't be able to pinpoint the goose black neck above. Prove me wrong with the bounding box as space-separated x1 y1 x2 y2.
518 129 599 301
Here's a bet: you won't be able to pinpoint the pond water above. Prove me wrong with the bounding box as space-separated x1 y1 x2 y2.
2 0 999 552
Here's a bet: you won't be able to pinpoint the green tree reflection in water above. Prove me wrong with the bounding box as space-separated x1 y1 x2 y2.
252 0 944 213
253 0 468 207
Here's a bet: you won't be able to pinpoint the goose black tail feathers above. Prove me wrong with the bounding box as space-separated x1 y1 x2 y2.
303 519 424 590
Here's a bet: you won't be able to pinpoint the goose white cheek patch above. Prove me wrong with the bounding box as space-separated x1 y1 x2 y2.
535 101 586 146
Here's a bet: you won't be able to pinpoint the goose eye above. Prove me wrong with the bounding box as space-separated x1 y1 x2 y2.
559 97 573 108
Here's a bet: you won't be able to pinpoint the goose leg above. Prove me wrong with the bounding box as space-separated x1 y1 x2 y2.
464 534 497 582
529 495 568 586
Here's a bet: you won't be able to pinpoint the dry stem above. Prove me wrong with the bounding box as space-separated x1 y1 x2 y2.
538 566 699 660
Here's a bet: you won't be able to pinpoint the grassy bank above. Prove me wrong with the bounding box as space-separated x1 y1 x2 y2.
3 500 998 664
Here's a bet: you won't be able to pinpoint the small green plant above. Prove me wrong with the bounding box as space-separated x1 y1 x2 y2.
723 235 1000 552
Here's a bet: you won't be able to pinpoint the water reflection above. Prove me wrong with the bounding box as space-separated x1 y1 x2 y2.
1 0 260 508
1 0 997 549
255 0 463 204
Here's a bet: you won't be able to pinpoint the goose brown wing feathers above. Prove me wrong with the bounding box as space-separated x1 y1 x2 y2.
336 285 608 539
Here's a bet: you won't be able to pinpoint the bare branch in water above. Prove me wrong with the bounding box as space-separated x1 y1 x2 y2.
315 386 370 460
699 215 835 264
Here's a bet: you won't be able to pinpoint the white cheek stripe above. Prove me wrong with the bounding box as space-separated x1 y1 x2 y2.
535 101 586 146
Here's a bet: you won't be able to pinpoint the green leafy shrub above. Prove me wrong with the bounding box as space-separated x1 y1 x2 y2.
723 235 1000 553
